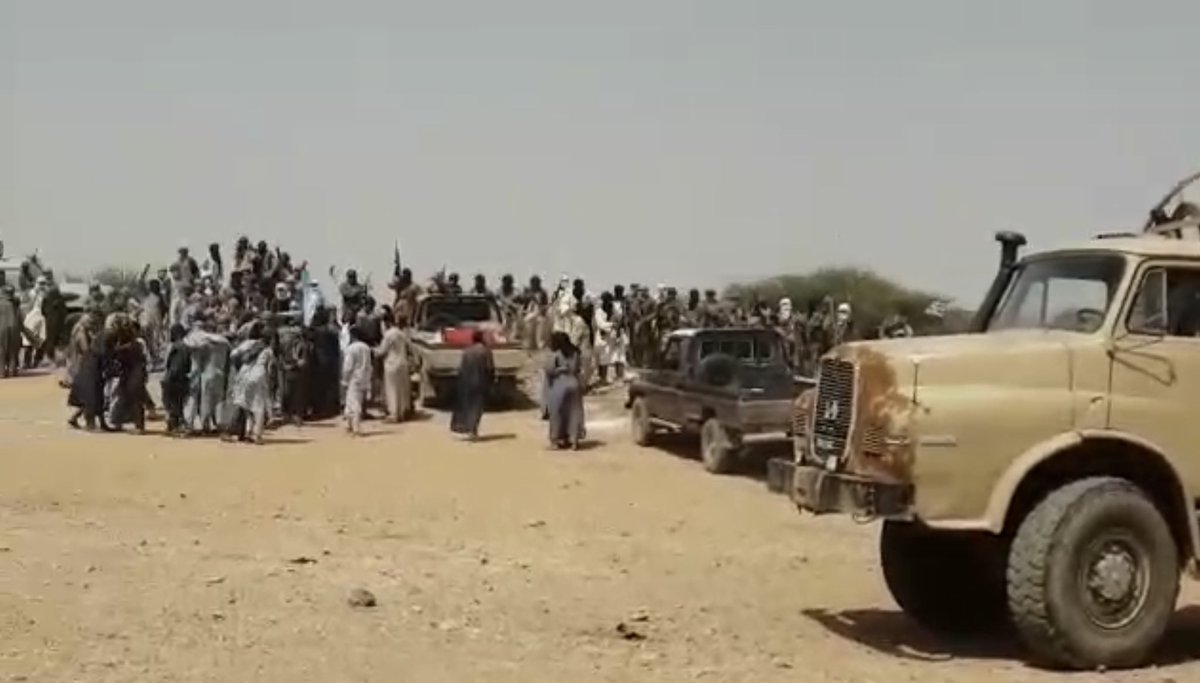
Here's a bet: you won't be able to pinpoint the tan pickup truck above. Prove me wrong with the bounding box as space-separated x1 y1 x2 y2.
410 293 526 406
770 201 1200 669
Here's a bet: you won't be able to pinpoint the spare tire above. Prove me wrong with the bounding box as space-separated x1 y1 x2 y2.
696 353 739 388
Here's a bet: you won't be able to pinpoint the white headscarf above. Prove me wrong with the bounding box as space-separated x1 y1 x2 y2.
779 297 793 323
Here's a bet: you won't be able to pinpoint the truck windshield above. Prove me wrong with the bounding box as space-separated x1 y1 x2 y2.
418 299 497 330
988 254 1126 333
697 335 781 364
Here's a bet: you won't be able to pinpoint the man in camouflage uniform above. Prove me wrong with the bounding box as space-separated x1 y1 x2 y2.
276 320 310 425
775 297 796 369
789 308 811 374
684 289 702 327
496 274 520 341
697 289 725 328
656 288 684 336
471 274 489 296
391 268 422 325
339 269 368 323
627 285 655 367
0 285 22 377
804 297 836 372
520 275 549 351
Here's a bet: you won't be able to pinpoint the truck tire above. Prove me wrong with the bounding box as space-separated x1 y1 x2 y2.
630 397 654 446
1007 477 1179 670
880 520 1008 634
700 418 739 474
491 376 519 409
421 373 454 408
420 371 436 408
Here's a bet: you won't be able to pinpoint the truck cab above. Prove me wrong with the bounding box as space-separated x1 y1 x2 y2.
771 216 1200 670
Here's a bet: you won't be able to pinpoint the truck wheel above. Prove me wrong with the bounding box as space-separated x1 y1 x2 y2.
491 376 519 409
420 371 436 408
700 418 739 474
1007 477 1179 670
880 520 1008 634
630 397 654 446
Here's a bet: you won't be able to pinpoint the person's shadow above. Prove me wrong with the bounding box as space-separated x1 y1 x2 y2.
471 433 517 443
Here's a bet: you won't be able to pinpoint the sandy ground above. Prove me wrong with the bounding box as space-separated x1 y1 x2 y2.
0 373 1196 683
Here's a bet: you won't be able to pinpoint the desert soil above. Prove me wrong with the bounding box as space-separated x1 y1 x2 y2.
0 373 1196 683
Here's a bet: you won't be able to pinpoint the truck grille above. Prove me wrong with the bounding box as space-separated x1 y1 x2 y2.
811 358 855 463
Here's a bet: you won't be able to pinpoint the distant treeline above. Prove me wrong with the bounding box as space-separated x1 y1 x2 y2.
724 266 974 336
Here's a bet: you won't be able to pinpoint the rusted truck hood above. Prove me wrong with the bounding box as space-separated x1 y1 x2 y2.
837 329 1075 364
834 330 1077 391
822 330 1076 485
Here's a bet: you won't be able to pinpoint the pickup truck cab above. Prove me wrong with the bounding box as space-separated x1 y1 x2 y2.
626 327 812 473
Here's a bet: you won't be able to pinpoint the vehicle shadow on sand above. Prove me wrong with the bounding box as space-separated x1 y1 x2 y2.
422 392 539 414
802 605 1200 667
647 433 787 484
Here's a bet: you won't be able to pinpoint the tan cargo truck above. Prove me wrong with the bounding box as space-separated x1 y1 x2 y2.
770 179 1200 669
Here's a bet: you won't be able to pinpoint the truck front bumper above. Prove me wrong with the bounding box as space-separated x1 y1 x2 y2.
766 458 914 518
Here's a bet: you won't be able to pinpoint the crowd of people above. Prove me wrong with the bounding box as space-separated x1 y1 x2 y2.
0 237 926 448
58 239 392 440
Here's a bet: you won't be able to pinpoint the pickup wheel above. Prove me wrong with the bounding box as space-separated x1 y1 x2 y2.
421 373 454 408
420 370 436 408
630 397 654 446
699 418 739 474
880 521 1008 634
1007 477 1179 670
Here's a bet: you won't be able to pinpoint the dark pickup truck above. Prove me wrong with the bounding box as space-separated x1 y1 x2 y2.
625 327 814 474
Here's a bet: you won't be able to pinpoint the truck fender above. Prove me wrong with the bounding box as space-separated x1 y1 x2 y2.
685 400 717 430
980 430 1199 559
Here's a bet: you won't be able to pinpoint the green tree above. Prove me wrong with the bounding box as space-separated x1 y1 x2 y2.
725 266 971 335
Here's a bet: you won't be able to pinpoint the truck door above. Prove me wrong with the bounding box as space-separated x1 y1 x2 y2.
1108 261 1200 487
648 336 685 426
676 336 708 427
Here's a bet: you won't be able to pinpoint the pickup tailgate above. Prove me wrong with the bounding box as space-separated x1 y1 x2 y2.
418 344 526 376
735 396 793 434
735 374 814 434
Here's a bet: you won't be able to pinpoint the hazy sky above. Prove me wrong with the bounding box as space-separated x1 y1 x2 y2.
3 1 1199 301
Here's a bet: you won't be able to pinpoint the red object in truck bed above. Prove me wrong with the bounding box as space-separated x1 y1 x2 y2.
442 327 476 347
440 326 507 347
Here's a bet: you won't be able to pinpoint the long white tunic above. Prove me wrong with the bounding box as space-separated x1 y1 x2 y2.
595 305 627 366
230 340 273 415
341 340 372 417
